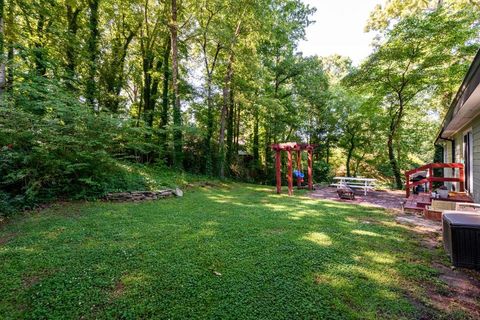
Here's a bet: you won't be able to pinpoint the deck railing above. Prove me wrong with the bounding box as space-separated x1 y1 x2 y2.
405 163 464 198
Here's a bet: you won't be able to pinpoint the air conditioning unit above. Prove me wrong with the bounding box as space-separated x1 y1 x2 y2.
443 212 480 269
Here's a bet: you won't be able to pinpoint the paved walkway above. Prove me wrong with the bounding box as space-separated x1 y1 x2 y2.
310 186 405 211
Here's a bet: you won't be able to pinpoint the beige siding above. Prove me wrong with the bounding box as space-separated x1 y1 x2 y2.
455 134 463 163
447 114 480 202
472 116 480 202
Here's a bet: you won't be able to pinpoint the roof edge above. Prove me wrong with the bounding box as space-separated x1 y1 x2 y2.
436 48 480 143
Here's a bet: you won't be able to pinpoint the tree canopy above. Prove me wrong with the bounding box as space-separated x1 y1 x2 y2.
0 0 479 213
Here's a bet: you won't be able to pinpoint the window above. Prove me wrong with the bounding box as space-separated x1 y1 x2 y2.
463 131 473 193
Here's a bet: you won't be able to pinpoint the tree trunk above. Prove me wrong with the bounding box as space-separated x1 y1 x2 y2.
264 124 271 178
353 152 366 177
159 37 171 157
65 4 81 91
204 76 214 175
5 0 12 90
103 31 134 113
170 0 183 168
326 140 330 164
86 0 99 110
142 54 152 123
235 102 240 154
142 54 162 129
388 132 403 189
346 147 353 178
0 0 5 95
346 133 355 177
203 43 221 175
225 88 234 172
34 14 46 76
218 53 234 178
388 100 404 189
218 19 242 177
252 105 259 172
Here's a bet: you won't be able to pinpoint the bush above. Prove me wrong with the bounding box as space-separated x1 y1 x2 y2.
0 77 158 216
313 160 333 183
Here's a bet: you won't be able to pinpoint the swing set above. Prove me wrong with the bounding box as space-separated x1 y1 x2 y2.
271 142 315 195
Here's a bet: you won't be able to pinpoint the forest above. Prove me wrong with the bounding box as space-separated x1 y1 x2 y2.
1 0 479 214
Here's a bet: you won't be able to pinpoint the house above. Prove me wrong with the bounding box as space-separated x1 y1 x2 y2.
436 49 480 202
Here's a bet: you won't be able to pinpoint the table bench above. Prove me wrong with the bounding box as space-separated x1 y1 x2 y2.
331 177 376 196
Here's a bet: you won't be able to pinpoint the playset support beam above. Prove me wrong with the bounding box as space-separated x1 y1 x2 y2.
296 150 302 188
287 148 293 196
275 149 281 194
308 148 313 191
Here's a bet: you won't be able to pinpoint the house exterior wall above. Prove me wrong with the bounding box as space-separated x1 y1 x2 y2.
444 112 480 202
472 115 480 202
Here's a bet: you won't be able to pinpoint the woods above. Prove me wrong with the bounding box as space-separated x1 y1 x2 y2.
0 0 479 214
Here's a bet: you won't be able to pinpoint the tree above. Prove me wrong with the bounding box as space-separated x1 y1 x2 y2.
0 0 5 94
170 0 183 168
86 0 100 109
98 0 138 112
349 8 480 188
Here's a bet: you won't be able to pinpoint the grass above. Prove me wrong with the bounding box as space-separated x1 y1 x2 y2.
0 183 465 319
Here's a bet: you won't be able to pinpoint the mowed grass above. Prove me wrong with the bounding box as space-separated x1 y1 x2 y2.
0 184 460 319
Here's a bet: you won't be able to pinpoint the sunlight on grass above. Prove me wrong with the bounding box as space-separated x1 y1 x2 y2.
262 203 291 212
82 238 100 248
303 232 332 246
349 265 396 285
42 227 66 240
363 251 396 264
198 221 218 237
121 272 151 286
351 229 381 237
289 210 323 220
0 246 36 254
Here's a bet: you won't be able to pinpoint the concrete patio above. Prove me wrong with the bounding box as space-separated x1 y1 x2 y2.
310 186 405 211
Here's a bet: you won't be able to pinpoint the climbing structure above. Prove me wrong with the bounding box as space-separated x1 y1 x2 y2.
271 142 315 195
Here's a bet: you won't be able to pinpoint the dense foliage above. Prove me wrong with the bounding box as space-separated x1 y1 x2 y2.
0 0 479 214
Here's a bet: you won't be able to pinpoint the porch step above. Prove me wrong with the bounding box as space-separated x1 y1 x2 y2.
404 205 424 214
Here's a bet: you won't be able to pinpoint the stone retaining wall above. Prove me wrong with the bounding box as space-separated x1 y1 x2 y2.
105 189 182 202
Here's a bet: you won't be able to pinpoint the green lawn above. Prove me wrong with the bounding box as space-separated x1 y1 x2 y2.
0 183 464 319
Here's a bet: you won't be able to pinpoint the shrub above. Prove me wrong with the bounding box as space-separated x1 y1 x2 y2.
313 160 333 183
0 77 157 216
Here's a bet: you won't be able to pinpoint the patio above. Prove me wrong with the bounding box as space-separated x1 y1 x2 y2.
310 186 405 211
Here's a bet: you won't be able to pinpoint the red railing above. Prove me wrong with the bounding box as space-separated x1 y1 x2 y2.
405 163 464 198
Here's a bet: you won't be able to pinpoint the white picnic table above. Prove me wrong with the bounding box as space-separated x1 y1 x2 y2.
331 177 376 196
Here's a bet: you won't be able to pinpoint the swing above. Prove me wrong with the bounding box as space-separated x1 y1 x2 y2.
293 169 305 184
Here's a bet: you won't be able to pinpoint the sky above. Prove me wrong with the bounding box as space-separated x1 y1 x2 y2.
298 0 383 65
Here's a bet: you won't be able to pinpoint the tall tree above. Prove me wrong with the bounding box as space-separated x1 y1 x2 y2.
0 0 5 94
170 0 183 168
65 2 82 91
86 0 100 109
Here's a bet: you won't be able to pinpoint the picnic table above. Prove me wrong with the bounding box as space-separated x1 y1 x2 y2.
331 177 376 196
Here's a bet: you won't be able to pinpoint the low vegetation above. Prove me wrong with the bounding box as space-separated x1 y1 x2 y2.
0 184 471 319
